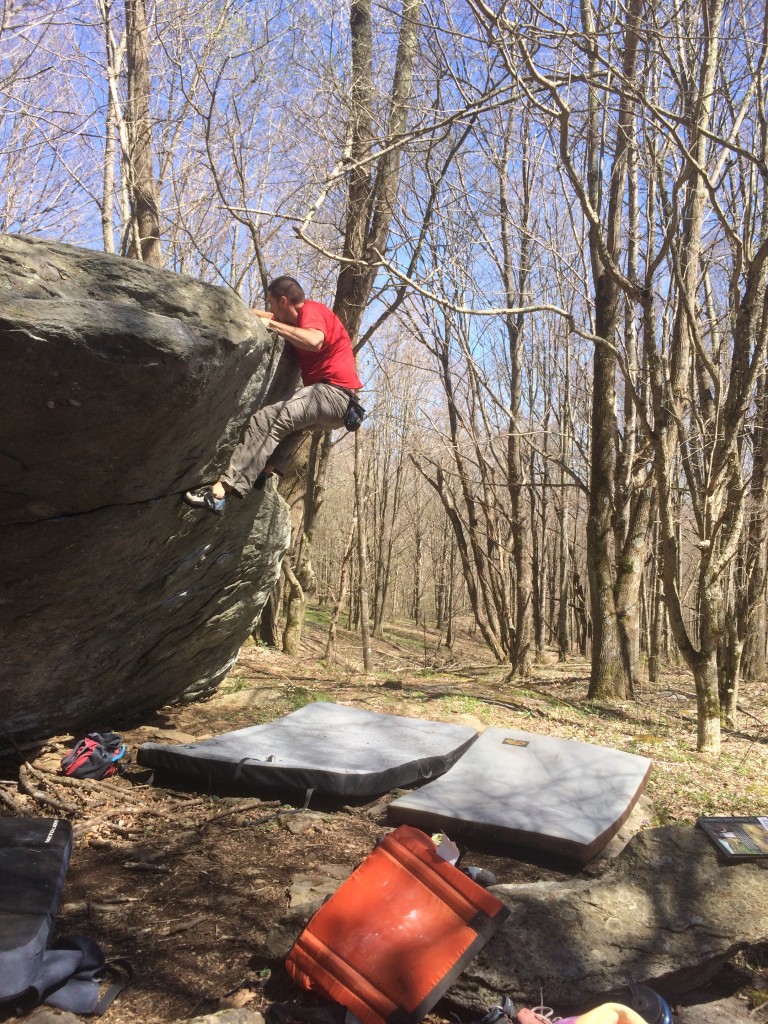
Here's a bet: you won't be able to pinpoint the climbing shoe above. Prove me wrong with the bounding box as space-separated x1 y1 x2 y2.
183 487 226 516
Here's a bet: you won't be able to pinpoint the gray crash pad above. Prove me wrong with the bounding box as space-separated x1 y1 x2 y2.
387 728 652 863
137 701 478 797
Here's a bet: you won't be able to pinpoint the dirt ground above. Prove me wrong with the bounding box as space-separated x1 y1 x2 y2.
2 614 767 1023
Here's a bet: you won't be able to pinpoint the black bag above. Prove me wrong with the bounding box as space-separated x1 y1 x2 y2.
343 397 366 432
23 935 132 1016
0 817 131 1016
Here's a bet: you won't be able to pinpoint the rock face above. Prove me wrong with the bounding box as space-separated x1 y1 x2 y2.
449 826 768 1013
0 233 297 737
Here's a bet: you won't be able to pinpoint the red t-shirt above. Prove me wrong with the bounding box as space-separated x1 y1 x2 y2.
293 300 362 390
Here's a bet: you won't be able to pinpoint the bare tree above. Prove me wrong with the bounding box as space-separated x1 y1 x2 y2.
278 0 423 655
497 113 534 676
123 0 161 264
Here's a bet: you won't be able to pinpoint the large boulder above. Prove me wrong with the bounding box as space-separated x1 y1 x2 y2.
449 826 768 1013
0 233 297 737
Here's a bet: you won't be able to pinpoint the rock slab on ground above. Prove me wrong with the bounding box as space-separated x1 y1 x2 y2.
0 233 297 736
675 995 755 1024
180 1011 265 1024
449 825 768 1013
25 1011 81 1024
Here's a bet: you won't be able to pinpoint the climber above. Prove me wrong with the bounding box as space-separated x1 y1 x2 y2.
184 276 362 516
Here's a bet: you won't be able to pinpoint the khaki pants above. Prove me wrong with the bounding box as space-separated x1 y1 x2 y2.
221 382 352 496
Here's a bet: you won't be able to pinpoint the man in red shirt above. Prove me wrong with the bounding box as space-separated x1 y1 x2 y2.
184 276 362 515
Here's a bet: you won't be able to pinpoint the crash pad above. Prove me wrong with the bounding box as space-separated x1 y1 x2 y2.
286 824 510 1024
387 728 652 863
0 817 72 1001
137 701 478 797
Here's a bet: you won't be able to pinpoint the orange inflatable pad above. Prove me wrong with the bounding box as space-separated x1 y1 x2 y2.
285 825 510 1024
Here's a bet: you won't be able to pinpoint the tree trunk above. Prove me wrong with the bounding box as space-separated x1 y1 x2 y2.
446 542 455 648
100 1 119 253
614 491 652 694
435 535 446 631
124 0 161 265
256 590 280 649
572 565 589 657
738 353 768 681
719 614 742 729
582 0 643 700
693 651 723 754
499 118 534 677
325 514 357 664
282 560 307 656
648 547 663 683
283 432 332 642
281 0 421 654
557 502 571 660
529 442 543 656
587 327 626 697
742 600 767 680
557 343 574 661
354 430 373 671
372 432 405 637
412 518 423 623
334 0 422 339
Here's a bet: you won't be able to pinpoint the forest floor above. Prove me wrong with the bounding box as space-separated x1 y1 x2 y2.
2 609 768 1024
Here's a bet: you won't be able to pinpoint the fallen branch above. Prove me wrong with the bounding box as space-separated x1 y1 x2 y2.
22 761 90 806
0 739 52 759
138 914 208 940
62 897 140 915
162 914 208 935
74 815 141 839
236 790 315 830
31 766 177 816
18 765 78 814
78 834 126 851
101 821 142 838
200 799 281 826
399 682 550 719
0 785 28 816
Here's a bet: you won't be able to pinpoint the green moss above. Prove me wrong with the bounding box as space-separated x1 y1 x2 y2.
220 675 252 694
285 685 319 710
304 606 332 626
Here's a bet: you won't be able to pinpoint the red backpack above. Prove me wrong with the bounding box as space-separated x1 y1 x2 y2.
60 733 126 780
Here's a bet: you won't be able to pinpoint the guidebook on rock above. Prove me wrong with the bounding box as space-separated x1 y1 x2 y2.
697 815 768 859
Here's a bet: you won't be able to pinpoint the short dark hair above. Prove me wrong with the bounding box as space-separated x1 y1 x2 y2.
268 276 305 303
